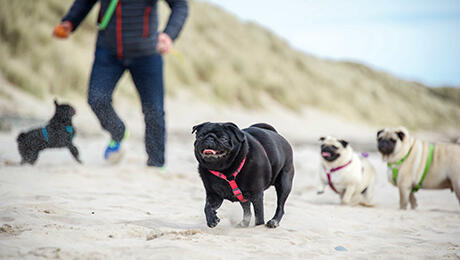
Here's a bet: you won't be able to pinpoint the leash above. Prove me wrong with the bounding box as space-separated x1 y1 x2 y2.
387 144 434 192
98 0 119 30
208 157 248 203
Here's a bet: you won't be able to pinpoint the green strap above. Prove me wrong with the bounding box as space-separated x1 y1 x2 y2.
388 144 434 192
391 167 398 185
412 144 434 192
98 0 119 30
387 146 413 185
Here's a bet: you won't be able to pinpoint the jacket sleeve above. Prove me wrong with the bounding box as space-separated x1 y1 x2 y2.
163 0 189 41
61 0 98 31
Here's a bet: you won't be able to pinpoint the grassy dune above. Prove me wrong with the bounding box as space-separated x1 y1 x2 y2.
0 0 459 129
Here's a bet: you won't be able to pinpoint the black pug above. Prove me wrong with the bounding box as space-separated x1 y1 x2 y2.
17 99 81 165
192 122 295 228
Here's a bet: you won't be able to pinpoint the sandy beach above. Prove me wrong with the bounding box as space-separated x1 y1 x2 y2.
0 87 459 259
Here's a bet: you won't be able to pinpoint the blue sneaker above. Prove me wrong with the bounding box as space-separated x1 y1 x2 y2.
104 131 128 164
104 140 120 158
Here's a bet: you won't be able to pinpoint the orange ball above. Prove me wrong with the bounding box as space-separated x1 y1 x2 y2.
53 25 69 38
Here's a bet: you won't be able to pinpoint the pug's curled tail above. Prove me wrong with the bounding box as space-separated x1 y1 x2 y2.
250 123 277 133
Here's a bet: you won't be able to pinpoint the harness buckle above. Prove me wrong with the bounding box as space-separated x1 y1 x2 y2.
227 175 235 181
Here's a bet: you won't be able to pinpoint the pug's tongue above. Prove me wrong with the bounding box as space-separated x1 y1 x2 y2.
203 149 218 155
322 152 331 157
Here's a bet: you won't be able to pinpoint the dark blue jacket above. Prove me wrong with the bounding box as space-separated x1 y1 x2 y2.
62 0 188 59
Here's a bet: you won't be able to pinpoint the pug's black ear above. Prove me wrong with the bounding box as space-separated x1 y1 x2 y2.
319 137 325 142
339 139 348 148
192 122 209 134
377 129 384 138
54 99 59 107
223 122 244 142
396 131 405 141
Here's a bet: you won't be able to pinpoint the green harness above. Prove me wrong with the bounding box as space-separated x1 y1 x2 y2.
387 144 434 192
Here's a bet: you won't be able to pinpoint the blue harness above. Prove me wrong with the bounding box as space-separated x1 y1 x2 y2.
41 126 74 143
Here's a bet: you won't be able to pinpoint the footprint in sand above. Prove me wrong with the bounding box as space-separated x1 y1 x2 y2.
28 247 62 258
0 224 28 236
146 229 201 241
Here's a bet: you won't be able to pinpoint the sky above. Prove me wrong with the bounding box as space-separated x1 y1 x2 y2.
203 0 460 87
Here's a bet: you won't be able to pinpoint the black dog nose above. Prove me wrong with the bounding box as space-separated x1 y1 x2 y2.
378 140 389 149
378 140 394 154
321 146 334 153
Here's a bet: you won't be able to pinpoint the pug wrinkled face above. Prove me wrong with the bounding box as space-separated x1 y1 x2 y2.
319 136 350 163
192 122 245 170
376 127 409 156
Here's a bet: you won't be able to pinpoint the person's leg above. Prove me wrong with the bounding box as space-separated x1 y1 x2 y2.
128 53 165 166
88 48 126 142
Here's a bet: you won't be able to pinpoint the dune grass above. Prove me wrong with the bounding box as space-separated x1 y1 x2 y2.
0 0 459 129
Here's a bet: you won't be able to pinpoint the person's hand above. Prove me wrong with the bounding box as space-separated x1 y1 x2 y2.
52 21 73 39
156 33 173 54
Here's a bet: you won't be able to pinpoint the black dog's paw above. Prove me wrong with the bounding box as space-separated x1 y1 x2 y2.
237 220 250 228
207 216 220 228
76 158 83 164
265 219 279 228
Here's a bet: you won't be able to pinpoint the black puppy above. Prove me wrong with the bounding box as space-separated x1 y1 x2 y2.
17 100 81 165
193 122 295 228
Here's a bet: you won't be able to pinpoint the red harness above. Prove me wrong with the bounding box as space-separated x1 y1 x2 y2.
324 160 352 194
208 157 248 203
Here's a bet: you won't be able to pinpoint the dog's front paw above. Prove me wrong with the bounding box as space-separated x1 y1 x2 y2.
207 216 220 228
77 159 83 164
265 219 279 228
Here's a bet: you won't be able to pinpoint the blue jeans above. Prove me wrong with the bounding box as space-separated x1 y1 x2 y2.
88 47 165 166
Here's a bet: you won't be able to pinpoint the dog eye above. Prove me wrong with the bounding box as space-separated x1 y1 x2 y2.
377 137 382 141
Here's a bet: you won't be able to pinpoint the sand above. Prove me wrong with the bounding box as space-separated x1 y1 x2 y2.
0 87 459 259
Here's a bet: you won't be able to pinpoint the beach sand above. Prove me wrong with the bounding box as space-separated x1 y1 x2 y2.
0 88 459 259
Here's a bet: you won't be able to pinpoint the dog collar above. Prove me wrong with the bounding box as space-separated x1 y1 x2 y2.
324 160 352 194
208 157 248 202
328 160 352 173
387 144 434 192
